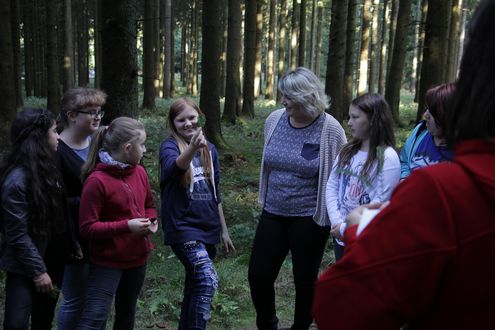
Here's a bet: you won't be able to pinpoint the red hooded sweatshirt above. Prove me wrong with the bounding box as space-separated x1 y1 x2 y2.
314 139 495 329
79 163 157 269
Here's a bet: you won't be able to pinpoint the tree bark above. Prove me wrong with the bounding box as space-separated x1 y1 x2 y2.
277 0 287 100
378 0 388 94
100 0 139 122
446 0 462 81
384 0 412 123
254 0 263 98
11 0 23 107
414 0 427 102
417 0 452 122
358 0 372 94
223 0 242 123
368 0 380 92
265 0 276 100
241 0 257 118
314 2 324 76
76 0 89 87
298 0 306 67
410 0 421 93
95 0 102 88
325 0 348 122
46 0 61 113
187 0 198 95
0 0 17 149
142 0 157 109
386 0 398 88
63 0 74 92
344 0 359 113
200 0 225 148
163 0 172 99
289 0 299 70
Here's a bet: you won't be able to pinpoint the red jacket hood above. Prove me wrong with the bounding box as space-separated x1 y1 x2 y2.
93 162 138 177
454 138 495 204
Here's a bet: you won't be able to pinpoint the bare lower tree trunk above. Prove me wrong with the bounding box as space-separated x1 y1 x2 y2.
410 0 421 93
163 0 172 99
385 0 412 123
414 0 427 102
143 0 157 109
254 0 263 98
344 0 358 113
277 0 287 100
265 0 276 100
47 0 61 113
63 0 74 92
368 0 380 93
314 3 323 76
325 0 348 122
11 0 23 107
298 0 306 67
289 0 299 70
101 0 139 121
446 0 462 81
0 0 17 148
378 0 389 94
358 0 372 94
76 0 89 87
241 0 257 118
223 0 242 123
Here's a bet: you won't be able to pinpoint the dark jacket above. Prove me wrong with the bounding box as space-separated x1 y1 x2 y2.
0 168 48 277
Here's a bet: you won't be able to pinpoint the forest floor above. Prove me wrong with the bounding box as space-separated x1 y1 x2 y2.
0 91 418 329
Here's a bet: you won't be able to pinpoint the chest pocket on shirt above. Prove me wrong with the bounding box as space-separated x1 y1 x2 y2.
301 143 320 161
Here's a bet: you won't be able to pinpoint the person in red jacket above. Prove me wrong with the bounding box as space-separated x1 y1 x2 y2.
77 117 157 330
313 0 495 329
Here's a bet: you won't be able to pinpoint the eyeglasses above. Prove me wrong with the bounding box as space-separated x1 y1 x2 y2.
76 109 105 118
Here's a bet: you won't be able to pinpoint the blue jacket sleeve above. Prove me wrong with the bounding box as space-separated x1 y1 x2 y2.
159 138 187 187
399 122 427 180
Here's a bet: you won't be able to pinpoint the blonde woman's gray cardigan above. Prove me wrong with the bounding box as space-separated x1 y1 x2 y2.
258 109 347 227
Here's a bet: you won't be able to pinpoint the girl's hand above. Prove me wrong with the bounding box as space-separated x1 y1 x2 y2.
222 231 236 254
128 218 153 235
331 223 343 240
33 273 53 293
190 128 207 149
148 218 158 234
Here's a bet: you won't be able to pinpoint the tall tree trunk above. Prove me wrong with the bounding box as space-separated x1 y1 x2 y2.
101 0 139 121
378 0 388 94
254 0 263 98
24 0 35 97
298 0 306 67
241 0 257 118
142 0 157 109
325 0 348 122
63 0 74 92
289 0 299 70
308 0 316 71
314 2 323 76
200 0 225 147
223 0 242 123
169 5 175 98
277 0 287 100
386 0 398 87
410 0 421 93
47 0 61 113
34 0 47 97
218 0 227 98
384 0 412 123
76 0 89 87
265 0 276 100
181 24 187 86
11 0 23 107
417 0 452 122
414 0 427 102
187 0 198 95
358 0 372 94
0 0 17 148
344 0 358 113
368 0 380 93
163 0 172 99
446 0 462 81
95 0 102 88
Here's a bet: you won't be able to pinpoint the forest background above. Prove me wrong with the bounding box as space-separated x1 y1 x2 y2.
0 0 481 328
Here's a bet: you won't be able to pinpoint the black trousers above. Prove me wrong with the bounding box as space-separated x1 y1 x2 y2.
248 210 330 330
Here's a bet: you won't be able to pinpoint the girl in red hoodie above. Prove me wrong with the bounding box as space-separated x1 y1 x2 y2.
77 117 157 330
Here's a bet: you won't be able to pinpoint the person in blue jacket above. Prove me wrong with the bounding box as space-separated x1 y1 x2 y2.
159 97 235 330
399 83 456 180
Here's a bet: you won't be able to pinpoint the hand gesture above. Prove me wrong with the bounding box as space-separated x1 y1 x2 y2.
331 223 343 241
222 231 236 254
128 218 154 235
190 128 207 149
33 273 53 293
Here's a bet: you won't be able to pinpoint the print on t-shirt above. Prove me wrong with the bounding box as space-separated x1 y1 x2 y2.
190 154 212 201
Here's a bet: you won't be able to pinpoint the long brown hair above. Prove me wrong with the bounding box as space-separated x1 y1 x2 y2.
167 97 213 187
337 93 395 182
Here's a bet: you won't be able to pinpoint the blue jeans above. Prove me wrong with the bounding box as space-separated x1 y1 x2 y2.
57 263 106 330
3 272 59 330
172 241 218 330
76 263 146 330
